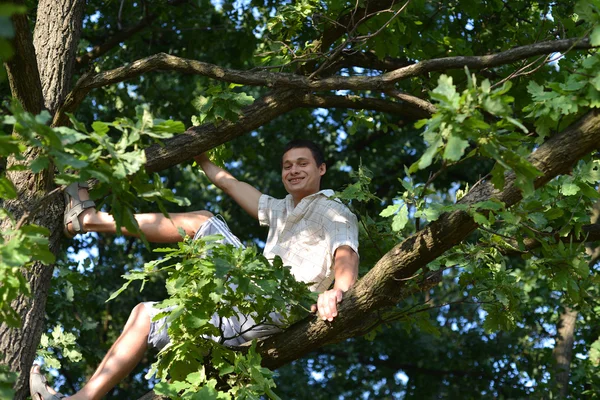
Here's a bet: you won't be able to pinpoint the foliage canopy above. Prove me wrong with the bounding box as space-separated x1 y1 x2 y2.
1 0 600 399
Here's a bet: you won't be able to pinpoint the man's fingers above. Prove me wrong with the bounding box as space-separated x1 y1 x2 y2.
315 290 345 321
322 294 331 320
317 294 325 319
329 294 338 319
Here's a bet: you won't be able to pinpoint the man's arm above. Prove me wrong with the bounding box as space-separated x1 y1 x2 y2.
194 153 262 220
314 245 359 321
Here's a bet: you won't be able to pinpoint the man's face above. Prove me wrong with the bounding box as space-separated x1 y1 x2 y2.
281 147 326 201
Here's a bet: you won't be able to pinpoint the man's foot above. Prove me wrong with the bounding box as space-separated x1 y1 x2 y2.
63 182 95 238
29 365 66 400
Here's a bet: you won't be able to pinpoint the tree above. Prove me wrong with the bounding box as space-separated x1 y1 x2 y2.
1 0 600 398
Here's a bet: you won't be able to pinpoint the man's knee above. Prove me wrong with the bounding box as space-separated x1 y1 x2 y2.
185 211 214 236
130 303 151 328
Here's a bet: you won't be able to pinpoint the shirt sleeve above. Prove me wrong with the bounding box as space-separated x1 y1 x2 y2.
258 194 272 227
328 208 359 258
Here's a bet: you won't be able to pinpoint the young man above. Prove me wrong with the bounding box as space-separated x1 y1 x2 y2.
30 140 359 400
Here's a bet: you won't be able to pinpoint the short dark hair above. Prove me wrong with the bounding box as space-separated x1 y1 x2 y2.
282 139 325 166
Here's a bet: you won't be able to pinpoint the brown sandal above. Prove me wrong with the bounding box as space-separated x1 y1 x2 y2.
63 182 95 238
29 365 66 399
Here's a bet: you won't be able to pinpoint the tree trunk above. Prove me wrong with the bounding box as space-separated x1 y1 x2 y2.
0 2 85 398
552 307 578 397
0 155 63 400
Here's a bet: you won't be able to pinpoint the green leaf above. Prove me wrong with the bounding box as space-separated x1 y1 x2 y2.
560 182 580 196
0 135 24 156
380 204 400 218
418 138 443 170
232 92 255 107
391 206 409 231
473 212 489 226
151 120 186 136
54 126 88 145
443 135 469 161
91 121 109 136
590 336 600 367
30 156 49 173
431 75 458 107
591 26 600 47
0 177 17 199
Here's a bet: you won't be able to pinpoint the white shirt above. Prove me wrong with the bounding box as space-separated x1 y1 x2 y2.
258 189 359 292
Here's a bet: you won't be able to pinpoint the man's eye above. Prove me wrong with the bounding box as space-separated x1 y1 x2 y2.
300 163 307 167
284 166 291 170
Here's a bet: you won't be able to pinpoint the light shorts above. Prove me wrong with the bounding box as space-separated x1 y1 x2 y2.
144 215 282 350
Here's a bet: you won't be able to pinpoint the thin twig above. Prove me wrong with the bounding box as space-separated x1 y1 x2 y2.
309 1 410 79
360 217 385 258
478 225 517 241
354 1 411 41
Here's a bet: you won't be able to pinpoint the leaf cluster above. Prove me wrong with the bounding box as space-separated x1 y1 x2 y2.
108 234 314 399
0 102 188 327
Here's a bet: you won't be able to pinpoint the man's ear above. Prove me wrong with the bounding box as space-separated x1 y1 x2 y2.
319 163 326 176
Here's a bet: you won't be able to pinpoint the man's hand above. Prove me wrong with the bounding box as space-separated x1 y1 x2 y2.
311 288 344 321
311 246 358 321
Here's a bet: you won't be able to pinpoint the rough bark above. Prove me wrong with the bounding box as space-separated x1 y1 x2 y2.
0 2 85 399
32 0 86 114
0 5 45 399
0 154 64 400
5 2 44 114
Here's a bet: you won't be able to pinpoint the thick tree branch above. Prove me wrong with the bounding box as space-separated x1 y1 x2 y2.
298 93 434 120
53 37 592 126
384 37 592 83
4 3 44 114
144 89 300 173
385 89 437 115
141 91 434 173
254 110 600 369
333 50 413 72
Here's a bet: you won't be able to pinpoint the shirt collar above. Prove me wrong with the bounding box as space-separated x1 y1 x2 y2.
285 189 334 211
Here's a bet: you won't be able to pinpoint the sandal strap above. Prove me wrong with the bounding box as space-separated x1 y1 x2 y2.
64 182 95 237
30 370 66 400
65 200 95 234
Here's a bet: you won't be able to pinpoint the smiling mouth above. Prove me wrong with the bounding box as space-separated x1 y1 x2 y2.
289 177 304 184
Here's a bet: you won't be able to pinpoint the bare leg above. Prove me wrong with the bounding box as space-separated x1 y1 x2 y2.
30 304 153 400
66 186 213 243
30 304 152 400
63 304 151 400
